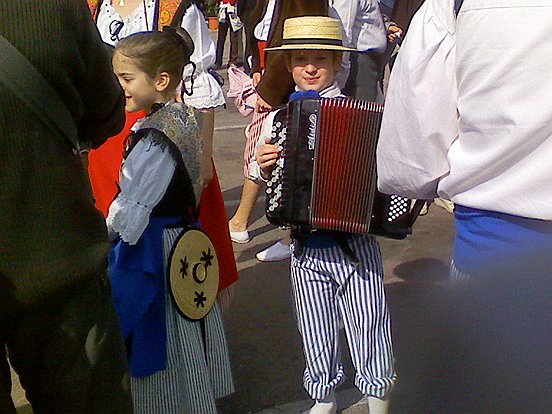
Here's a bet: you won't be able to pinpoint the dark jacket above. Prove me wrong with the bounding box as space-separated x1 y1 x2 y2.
391 0 425 34
0 0 125 307
237 0 256 21
250 0 328 107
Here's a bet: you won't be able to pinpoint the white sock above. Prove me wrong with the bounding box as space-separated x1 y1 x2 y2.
308 391 337 414
367 396 390 414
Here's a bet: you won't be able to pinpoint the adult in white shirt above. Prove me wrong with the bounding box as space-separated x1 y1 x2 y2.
377 1 552 410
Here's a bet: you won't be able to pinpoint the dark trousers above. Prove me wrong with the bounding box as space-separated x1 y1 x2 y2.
0 274 132 414
343 52 383 101
215 20 241 66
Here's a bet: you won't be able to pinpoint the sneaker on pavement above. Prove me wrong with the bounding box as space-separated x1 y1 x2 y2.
229 228 250 244
256 240 291 262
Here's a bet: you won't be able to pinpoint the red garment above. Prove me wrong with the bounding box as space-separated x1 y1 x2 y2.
89 114 239 291
258 40 267 69
199 163 239 291
220 0 237 4
88 111 144 217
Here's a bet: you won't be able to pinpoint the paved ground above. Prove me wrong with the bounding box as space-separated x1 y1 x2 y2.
11 29 457 414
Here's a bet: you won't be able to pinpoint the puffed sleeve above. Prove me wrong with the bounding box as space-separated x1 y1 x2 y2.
106 133 176 245
180 4 226 109
376 0 458 200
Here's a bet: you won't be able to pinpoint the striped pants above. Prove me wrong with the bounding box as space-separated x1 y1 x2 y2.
290 234 396 400
130 228 234 414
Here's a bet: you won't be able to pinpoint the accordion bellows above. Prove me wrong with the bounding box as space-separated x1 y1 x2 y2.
266 98 381 233
266 97 417 239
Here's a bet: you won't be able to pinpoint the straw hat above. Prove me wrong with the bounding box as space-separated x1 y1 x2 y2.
265 16 357 52
168 229 219 320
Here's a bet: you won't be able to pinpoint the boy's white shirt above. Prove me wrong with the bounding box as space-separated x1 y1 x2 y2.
248 82 343 181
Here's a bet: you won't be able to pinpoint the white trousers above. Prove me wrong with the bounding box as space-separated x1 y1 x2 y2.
290 234 396 400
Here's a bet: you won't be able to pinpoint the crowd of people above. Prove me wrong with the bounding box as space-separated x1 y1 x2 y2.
1 0 551 413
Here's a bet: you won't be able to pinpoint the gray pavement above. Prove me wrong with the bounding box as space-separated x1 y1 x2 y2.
11 30 457 414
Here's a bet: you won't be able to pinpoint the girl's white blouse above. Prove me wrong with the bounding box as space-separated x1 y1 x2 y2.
96 0 225 109
106 132 176 245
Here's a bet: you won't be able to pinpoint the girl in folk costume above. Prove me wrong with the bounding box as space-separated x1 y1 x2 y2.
87 0 238 301
108 29 233 413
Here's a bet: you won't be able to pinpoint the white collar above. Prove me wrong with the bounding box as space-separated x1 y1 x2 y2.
295 82 342 98
319 82 343 98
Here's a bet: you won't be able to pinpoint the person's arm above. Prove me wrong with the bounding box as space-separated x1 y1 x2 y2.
249 109 278 180
75 0 125 149
376 0 458 200
197 109 215 187
254 51 294 108
107 133 176 245
248 0 268 75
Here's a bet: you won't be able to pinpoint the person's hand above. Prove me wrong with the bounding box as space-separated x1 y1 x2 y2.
252 71 262 87
255 94 273 113
387 24 403 43
200 153 214 188
255 139 280 173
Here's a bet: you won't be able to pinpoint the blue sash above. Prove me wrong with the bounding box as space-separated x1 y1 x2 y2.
453 205 552 278
109 216 181 377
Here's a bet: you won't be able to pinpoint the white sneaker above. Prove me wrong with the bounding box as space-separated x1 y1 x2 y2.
229 229 250 243
228 223 250 243
255 240 292 262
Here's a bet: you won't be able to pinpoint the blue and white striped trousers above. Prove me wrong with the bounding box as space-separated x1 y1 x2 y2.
130 228 234 414
290 234 396 400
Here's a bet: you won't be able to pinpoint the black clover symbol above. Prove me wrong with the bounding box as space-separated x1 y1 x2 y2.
200 248 214 268
194 291 207 308
180 257 189 278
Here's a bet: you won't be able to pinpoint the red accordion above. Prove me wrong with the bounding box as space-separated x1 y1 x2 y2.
265 97 419 239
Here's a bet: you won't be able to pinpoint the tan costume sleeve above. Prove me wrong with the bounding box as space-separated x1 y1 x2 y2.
255 0 329 107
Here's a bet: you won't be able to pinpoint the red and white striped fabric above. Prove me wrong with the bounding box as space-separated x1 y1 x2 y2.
243 109 270 180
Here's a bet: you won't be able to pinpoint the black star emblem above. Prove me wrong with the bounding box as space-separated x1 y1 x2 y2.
200 248 214 268
180 257 189 278
194 291 207 308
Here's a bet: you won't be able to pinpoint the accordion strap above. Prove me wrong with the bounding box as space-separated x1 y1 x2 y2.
291 229 360 266
0 35 83 152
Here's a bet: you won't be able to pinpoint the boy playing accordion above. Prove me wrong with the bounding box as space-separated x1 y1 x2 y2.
255 16 395 414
